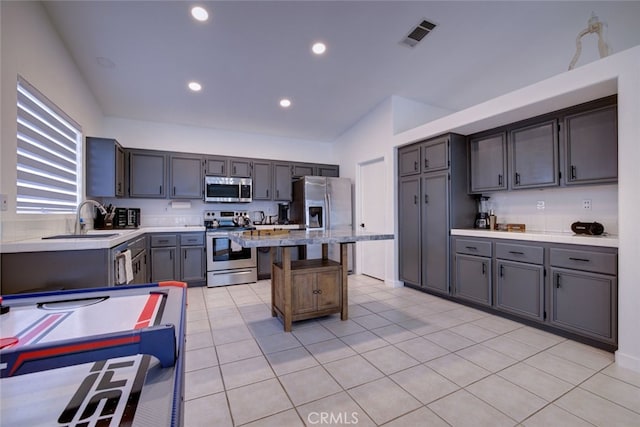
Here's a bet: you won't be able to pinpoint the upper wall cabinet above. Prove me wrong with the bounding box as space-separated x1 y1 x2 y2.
292 163 316 179
469 132 507 193
204 156 226 176
86 137 125 198
564 104 618 185
170 154 203 199
128 149 167 198
509 119 559 189
399 146 421 176
422 136 449 172
229 158 252 178
273 163 293 201
317 164 339 177
253 161 272 200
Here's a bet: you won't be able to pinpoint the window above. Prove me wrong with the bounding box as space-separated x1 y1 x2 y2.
16 77 82 214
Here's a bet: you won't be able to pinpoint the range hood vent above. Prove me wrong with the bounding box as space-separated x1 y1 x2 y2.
401 19 436 48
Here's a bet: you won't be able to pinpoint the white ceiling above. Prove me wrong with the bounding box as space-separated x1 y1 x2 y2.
43 1 640 142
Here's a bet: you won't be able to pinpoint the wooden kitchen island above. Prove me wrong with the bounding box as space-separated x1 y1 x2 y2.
229 229 394 331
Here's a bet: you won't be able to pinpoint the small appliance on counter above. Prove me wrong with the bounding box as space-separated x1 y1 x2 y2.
110 207 141 229
277 203 290 225
571 221 605 235
474 196 491 229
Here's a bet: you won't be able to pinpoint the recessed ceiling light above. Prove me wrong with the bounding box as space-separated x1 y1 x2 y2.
279 98 291 108
311 42 326 55
191 6 209 22
188 81 202 92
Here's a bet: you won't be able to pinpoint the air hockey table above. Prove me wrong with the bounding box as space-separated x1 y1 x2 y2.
0 281 187 427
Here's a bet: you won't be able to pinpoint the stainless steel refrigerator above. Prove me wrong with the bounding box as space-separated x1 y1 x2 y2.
291 176 353 270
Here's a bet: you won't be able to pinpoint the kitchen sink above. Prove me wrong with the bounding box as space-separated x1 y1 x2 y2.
42 233 118 239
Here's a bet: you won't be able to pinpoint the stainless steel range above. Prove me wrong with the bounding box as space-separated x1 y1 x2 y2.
204 210 257 287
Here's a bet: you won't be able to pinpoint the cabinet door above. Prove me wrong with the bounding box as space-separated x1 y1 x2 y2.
496 260 544 321
115 144 125 197
181 246 205 283
469 132 507 192
565 105 617 185
205 156 227 176
151 247 176 282
317 165 339 177
170 154 202 199
399 177 421 286
292 163 315 178
510 119 559 189
316 269 341 311
273 163 292 201
421 173 449 294
550 268 615 341
399 145 421 176
292 272 316 315
230 158 252 178
454 254 491 306
422 137 449 172
253 161 272 200
129 151 166 198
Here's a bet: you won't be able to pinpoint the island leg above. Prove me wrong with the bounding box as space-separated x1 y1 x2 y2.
270 247 277 317
340 243 349 321
282 246 292 332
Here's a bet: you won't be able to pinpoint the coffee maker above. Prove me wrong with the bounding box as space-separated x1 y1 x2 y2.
277 203 290 225
475 196 490 229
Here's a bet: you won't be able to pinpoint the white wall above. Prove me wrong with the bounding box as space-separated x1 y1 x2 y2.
0 1 104 241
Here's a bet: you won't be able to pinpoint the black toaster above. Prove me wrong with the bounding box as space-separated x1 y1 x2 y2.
571 221 604 235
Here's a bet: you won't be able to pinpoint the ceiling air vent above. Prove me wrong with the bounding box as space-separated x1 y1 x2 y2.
400 19 436 48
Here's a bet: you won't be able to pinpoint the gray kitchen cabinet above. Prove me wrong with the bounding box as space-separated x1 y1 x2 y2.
495 241 545 321
422 136 449 172
150 234 178 282
452 238 492 306
564 104 618 185
509 119 559 189
398 134 475 293
253 161 272 200
549 245 617 343
204 156 227 176
292 163 315 178
128 234 148 284
180 233 205 284
128 149 167 198
399 176 421 286
317 164 339 177
469 132 507 192
86 136 126 198
229 158 252 178
421 172 449 294
170 154 203 199
399 145 421 176
273 162 292 201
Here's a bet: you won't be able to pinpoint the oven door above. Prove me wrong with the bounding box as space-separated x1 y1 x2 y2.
206 233 256 271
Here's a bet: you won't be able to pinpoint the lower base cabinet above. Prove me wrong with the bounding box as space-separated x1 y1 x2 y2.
450 236 618 348
550 268 616 343
453 254 491 306
150 232 205 285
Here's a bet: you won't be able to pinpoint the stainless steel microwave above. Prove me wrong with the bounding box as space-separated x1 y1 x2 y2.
204 176 252 203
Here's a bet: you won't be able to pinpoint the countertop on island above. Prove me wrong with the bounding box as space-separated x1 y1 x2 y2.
228 229 394 248
451 228 618 248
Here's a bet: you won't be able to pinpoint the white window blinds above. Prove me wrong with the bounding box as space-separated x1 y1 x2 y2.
16 77 82 214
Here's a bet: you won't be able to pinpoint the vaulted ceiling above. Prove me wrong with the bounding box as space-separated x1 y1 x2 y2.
43 1 640 142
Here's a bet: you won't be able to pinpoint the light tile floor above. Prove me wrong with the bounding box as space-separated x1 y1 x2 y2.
183 275 640 426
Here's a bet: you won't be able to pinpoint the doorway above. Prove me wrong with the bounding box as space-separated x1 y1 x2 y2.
358 157 386 280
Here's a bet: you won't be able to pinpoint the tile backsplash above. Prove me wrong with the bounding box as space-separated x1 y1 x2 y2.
483 183 618 235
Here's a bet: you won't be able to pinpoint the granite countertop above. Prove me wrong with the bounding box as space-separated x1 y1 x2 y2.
451 228 619 248
228 229 395 248
0 226 206 253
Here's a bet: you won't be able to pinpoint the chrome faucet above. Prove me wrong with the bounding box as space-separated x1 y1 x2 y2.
75 199 108 235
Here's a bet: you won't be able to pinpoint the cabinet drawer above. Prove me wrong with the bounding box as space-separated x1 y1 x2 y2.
455 239 492 257
128 235 147 256
550 248 617 275
496 243 543 264
150 234 177 247
180 233 204 246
